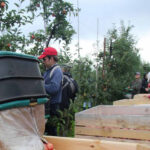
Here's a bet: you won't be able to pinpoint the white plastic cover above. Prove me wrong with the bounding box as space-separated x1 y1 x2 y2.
0 104 45 150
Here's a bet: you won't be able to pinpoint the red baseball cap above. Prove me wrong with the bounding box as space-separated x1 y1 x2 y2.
38 47 57 59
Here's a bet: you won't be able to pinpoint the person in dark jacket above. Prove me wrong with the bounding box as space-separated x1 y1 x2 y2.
38 47 63 136
130 72 142 98
140 73 148 93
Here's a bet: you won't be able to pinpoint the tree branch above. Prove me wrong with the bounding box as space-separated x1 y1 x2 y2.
46 22 61 47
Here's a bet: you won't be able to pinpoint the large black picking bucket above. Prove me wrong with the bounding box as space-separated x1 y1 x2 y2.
0 51 47 104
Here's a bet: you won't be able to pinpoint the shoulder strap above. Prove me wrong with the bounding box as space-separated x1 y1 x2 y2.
62 75 70 89
49 65 61 78
63 75 75 93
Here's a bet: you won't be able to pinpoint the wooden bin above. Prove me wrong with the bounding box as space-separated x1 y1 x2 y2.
75 105 150 144
113 94 150 106
44 136 150 150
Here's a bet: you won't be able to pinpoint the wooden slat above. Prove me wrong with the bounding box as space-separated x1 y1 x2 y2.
100 140 137 150
44 136 100 150
75 114 150 130
113 94 150 105
113 99 131 105
75 126 150 141
44 136 139 150
76 105 150 115
113 98 150 106
75 135 150 145
137 144 150 150
134 94 149 99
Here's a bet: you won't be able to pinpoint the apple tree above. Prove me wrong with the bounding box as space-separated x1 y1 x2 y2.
0 0 34 51
21 0 76 56
95 22 142 104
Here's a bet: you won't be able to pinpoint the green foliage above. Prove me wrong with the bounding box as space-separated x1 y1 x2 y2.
71 58 96 108
25 0 76 47
59 45 73 64
0 0 33 51
46 100 77 137
95 22 143 104
57 101 76 137
141 62 150 75
0 0 76 53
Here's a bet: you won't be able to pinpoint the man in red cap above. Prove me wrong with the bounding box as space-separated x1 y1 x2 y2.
38 47 58 59
38 47 63 136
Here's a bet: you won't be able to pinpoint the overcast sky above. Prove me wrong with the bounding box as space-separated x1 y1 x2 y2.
10 0 150 63
67 0 150 63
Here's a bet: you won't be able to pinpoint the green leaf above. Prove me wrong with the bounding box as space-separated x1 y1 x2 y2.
14 3 19 7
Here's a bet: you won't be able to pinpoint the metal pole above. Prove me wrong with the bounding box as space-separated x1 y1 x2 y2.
77 0 80 58
97 18 99 51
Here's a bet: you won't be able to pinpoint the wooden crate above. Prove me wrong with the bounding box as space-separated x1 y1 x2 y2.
75 105 150 143
113 94 150 106
134 94 149 99
44 136 150 150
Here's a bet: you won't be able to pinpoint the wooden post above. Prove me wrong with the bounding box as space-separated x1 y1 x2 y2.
102 38 106 79
95 18 99 92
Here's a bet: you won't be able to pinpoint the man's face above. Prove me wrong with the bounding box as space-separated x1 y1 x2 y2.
135 74 140 79
43 56 52 68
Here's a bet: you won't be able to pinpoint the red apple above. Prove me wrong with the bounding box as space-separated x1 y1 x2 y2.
31 35 35 39
52 13 55 17
44 144 48 150
47 143 54 150
0 2 5 8
7 43 11 47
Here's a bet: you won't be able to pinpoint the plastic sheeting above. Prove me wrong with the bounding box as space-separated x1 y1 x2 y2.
0 104 45 150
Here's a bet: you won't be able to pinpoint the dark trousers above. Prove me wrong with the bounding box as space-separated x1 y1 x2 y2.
45 103 60 136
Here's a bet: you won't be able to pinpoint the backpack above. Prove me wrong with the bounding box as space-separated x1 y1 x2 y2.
63 74 78 99
50 65 78 109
